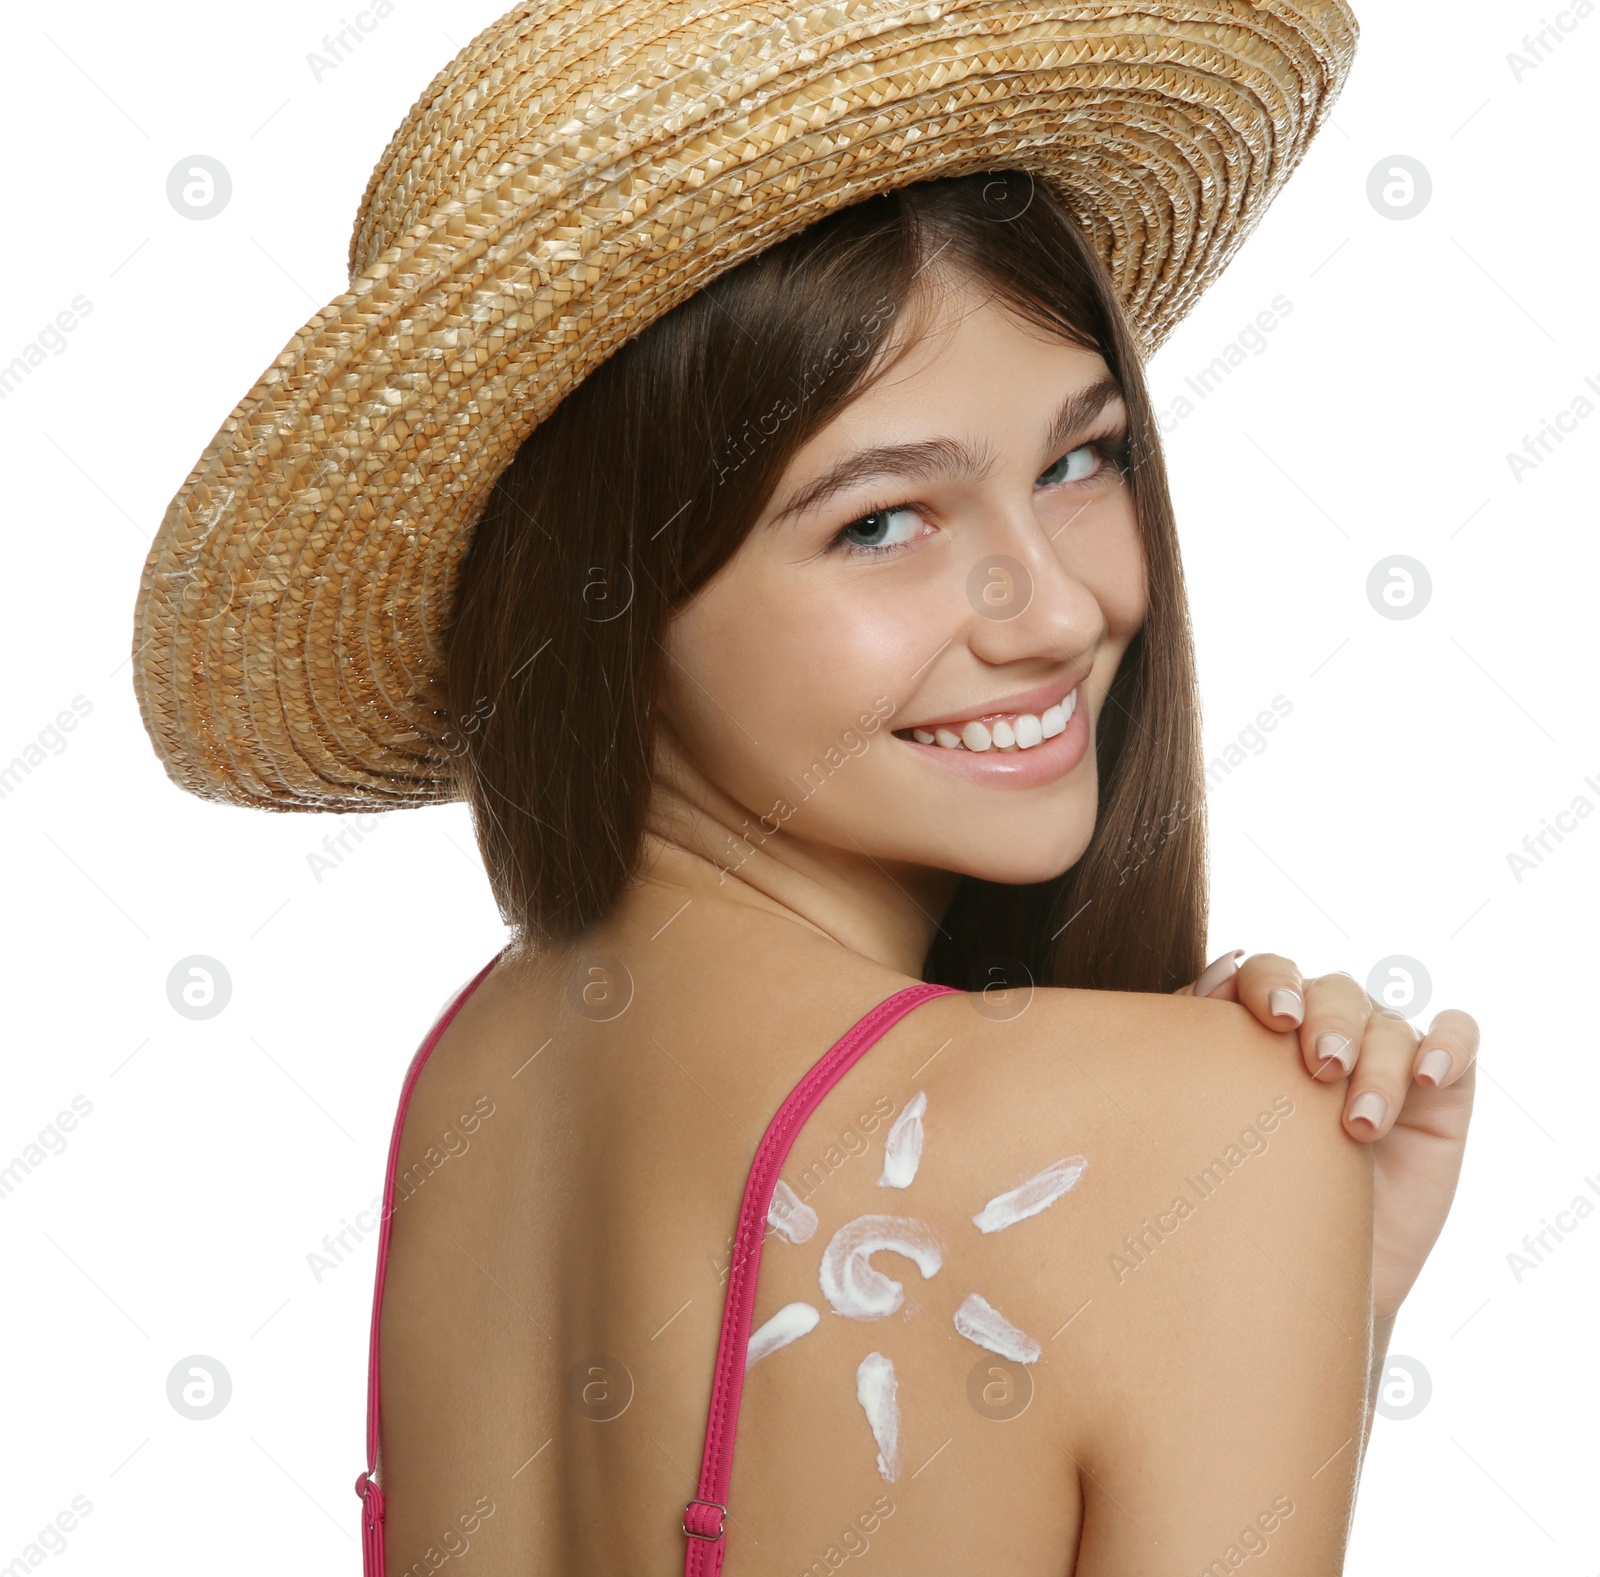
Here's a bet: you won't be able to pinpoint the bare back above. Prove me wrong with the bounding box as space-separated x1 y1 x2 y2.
376 886 1373 1575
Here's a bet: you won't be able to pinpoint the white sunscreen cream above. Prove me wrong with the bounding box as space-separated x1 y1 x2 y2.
878 1090 927 1189
747 1301 821 1368
856 1351 901 1481
952 1290 1041 1364
972 1155 1088 1234
768 1178 818 1244
819 1214 944 1319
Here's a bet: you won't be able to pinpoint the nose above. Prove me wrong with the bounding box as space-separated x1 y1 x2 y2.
959 498 1108 667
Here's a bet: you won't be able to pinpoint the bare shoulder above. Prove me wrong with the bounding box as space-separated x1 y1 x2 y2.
888 986 1374 1572
902 984 1371 1227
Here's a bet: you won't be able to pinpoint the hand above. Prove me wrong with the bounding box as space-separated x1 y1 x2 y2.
1177 950 1478 1321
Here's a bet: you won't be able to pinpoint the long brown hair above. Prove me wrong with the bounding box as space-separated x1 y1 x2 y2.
444 170 1208 993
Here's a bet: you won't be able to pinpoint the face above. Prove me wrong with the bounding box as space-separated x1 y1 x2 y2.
656 274 1148 890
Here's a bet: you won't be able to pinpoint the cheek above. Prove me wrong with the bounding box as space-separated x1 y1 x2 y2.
662 561 929 792
1062 503 1146 637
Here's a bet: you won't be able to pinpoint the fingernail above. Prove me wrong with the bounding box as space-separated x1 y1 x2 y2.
1416 1048 1452 1086
1195 949 1245 997
1348 1091 1388 1130
1268 987 1303 1024
1315 1032 1354 1075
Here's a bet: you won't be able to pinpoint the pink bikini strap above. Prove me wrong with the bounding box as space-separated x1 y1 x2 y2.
355 948 507 1570
681 981 960 1575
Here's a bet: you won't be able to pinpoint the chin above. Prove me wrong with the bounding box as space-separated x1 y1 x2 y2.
934 839 1089 888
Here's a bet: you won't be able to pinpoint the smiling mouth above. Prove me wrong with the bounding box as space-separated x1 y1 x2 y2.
891 686 1080 752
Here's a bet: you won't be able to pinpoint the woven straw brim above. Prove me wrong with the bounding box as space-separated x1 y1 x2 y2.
132 0 1356 812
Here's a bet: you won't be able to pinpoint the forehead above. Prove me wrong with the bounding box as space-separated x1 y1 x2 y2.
803 281 1117 449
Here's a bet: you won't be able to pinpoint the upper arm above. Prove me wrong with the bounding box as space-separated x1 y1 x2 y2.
1071 993 1373 1573
950 989 1374 1574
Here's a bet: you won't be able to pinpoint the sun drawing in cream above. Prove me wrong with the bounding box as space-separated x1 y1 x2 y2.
759 1092 1087 1480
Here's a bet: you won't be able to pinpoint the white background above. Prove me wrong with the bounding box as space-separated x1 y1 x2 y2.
0 0 1594 1570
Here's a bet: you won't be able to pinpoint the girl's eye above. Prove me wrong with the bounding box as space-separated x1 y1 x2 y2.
1036 440 1116 487
834 505 925 556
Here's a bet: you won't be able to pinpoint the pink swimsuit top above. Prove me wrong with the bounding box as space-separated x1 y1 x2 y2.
354 948 960 1576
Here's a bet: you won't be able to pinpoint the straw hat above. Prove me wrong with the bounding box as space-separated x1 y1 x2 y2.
132 0 1357 812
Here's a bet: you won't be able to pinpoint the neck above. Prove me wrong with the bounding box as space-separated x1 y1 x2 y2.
637 746 961 980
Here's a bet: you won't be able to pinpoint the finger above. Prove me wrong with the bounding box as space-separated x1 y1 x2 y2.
1295 971 1375 1084
1235 951 1305 1030
1413 1007 1480 1088
1343 1010 1421 1142
1195 949 1244 999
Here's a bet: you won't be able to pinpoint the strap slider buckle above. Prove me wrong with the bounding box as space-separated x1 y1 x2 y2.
682 1497 728 1542
354 1470 385 1524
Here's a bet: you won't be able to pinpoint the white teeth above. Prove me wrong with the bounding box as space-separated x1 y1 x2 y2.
909 686 1080 753
1040 687 1078 738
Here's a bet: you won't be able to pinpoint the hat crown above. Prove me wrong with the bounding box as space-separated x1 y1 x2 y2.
348 0 1357 285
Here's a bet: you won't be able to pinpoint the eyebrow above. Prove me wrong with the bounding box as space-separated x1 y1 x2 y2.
766 375 1127 526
